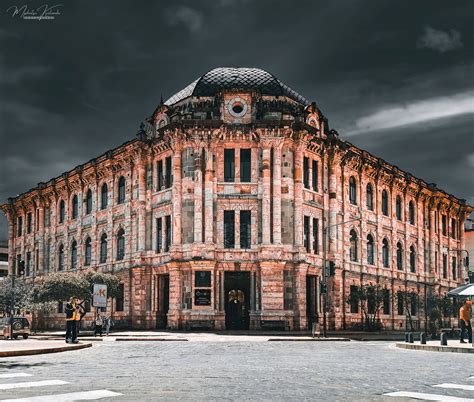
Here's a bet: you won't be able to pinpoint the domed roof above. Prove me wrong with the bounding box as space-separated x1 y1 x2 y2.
164 67 308 106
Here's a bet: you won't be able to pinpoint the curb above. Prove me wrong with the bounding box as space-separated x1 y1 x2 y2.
0 342 92 358
396 342 474 354
115 338 188 342
268 338 351 342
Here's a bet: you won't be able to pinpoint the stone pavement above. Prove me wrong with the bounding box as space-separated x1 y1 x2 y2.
397 339 474 353
0 339 91 357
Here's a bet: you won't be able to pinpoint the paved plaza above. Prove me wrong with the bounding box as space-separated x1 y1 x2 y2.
0 340 472 401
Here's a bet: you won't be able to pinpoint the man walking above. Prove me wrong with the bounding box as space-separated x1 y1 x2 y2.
459 300 472 344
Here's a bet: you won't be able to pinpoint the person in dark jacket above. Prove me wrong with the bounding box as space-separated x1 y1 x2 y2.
65 297 78 343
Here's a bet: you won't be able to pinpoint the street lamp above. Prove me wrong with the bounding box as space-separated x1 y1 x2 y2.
321 212 362 337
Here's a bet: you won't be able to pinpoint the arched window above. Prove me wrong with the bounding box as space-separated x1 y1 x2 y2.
382 239 389 268
72 195 78 219
117 229 125 260
366 183 373 211
59 200 65 224
381 190 389 216
409 246 416 273
349 230 358 262
396 196 402 220
71 240 77 269
349 176 357 205
367 234 374 265
86 189 93 214
58 244 64 271
84 237 92 266
101 183 108 210
396 242 403 271
408 201 415 225
100 233 107 263
118 176 126 204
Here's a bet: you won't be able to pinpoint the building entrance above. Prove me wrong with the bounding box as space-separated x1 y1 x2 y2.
156 274 169 329
224 272 250 330
306 275 318 329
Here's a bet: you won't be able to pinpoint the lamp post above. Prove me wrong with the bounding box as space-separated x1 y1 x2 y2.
322 212 362 338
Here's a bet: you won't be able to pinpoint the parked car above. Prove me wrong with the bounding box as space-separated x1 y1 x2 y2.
2 317 30 339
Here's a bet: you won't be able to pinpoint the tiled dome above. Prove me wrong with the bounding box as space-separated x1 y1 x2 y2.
165 67 308 106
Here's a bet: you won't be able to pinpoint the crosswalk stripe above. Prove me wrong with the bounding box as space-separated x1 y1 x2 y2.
0 390 123 401
0 381 68 390
469 377 474 381
383 391 474 401
0 374 32 379
434 383 474 391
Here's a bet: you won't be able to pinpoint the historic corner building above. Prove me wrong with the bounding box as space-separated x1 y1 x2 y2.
2 68 472 331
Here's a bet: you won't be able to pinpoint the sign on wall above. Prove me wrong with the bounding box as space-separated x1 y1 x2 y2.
92 284 107 308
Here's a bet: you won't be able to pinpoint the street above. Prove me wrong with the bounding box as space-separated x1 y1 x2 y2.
0 340 472 401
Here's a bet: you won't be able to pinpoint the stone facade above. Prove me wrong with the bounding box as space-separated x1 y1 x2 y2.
1 67 472 331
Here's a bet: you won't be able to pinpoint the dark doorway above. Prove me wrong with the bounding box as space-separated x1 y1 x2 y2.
225 272 250 330
306 275 318 329
156 274 169 329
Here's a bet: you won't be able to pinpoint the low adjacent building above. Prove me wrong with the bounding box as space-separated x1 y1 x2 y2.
1 67 472 330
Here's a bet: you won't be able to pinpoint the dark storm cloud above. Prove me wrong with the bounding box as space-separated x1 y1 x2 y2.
0 0 473 237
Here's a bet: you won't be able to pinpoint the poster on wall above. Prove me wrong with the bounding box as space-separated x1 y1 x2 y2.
194 289 211 306
93 284 107 308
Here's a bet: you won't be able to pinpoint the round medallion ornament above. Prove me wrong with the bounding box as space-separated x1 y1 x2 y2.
227 97 248 118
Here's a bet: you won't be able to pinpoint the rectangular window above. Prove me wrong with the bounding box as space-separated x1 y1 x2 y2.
367 287 375 314
195 271 211 287
312 218 319 254
434 212 438 233
312 160 318 191
240 210 251 249
303 157 309 189
383 289 390 315
45 208 50 227
224 211 235 248
303 216 310 253
240 148 251 182
435 251 438 273
27 213 32 234
35 249 39 274
224 149 235 182
442 254 447 279
397 292 404 316
16 254 21 276
17 217 23 237
116 284 124 312
283 270 293 310
165 215 171 252
45 242 50 272
26 251 31 276
451 218 456 239
165 156 172 188
350 286 359 313
452 257 457 280
35 209 39 231
442 214 447 236
156 218 162 253
57 301 64 314
157 160 163 190
410 296 417 316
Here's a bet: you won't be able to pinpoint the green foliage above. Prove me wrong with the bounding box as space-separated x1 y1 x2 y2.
31 271 121 303
347 284 385 331
0 277 34 313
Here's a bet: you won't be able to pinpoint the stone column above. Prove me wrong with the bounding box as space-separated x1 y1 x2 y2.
260 261 285 312
429 206 436 276
261 144 272 245
272 141 283 245
137 159 146 252
235 209 240 249
172 144 183 246
328 153 338 253
193 146 203 244
294 141 304 247
204 147 214 244
167 262 183 330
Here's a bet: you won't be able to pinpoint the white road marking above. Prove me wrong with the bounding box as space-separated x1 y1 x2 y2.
469 376 474 381
0 390 123 401
434 383 474 391
384 391 474 401
0 374 32 379
0 380 68 390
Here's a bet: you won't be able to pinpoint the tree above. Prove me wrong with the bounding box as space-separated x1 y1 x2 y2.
0 277 34 314
347 284 385 331
426 294 460 338
32 271 121 304
397 290 420 332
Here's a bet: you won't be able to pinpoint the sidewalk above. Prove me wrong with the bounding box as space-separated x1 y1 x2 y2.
396 340 474 353
0 339 92 357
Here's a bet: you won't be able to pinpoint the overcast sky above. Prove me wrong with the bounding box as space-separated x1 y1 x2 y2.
0 0 473 239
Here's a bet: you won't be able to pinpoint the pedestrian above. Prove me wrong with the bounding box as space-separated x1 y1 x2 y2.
459 300 472 344
72 299 84 343
65 297 78 344
94 311 103 337
104 314 113 336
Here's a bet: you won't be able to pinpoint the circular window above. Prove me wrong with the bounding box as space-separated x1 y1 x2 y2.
228 98 248 118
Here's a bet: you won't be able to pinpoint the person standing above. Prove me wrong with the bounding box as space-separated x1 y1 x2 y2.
94 311 103 337
104 314 113 336
65 297 77 344
459 300 472 343
72 300 84 343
